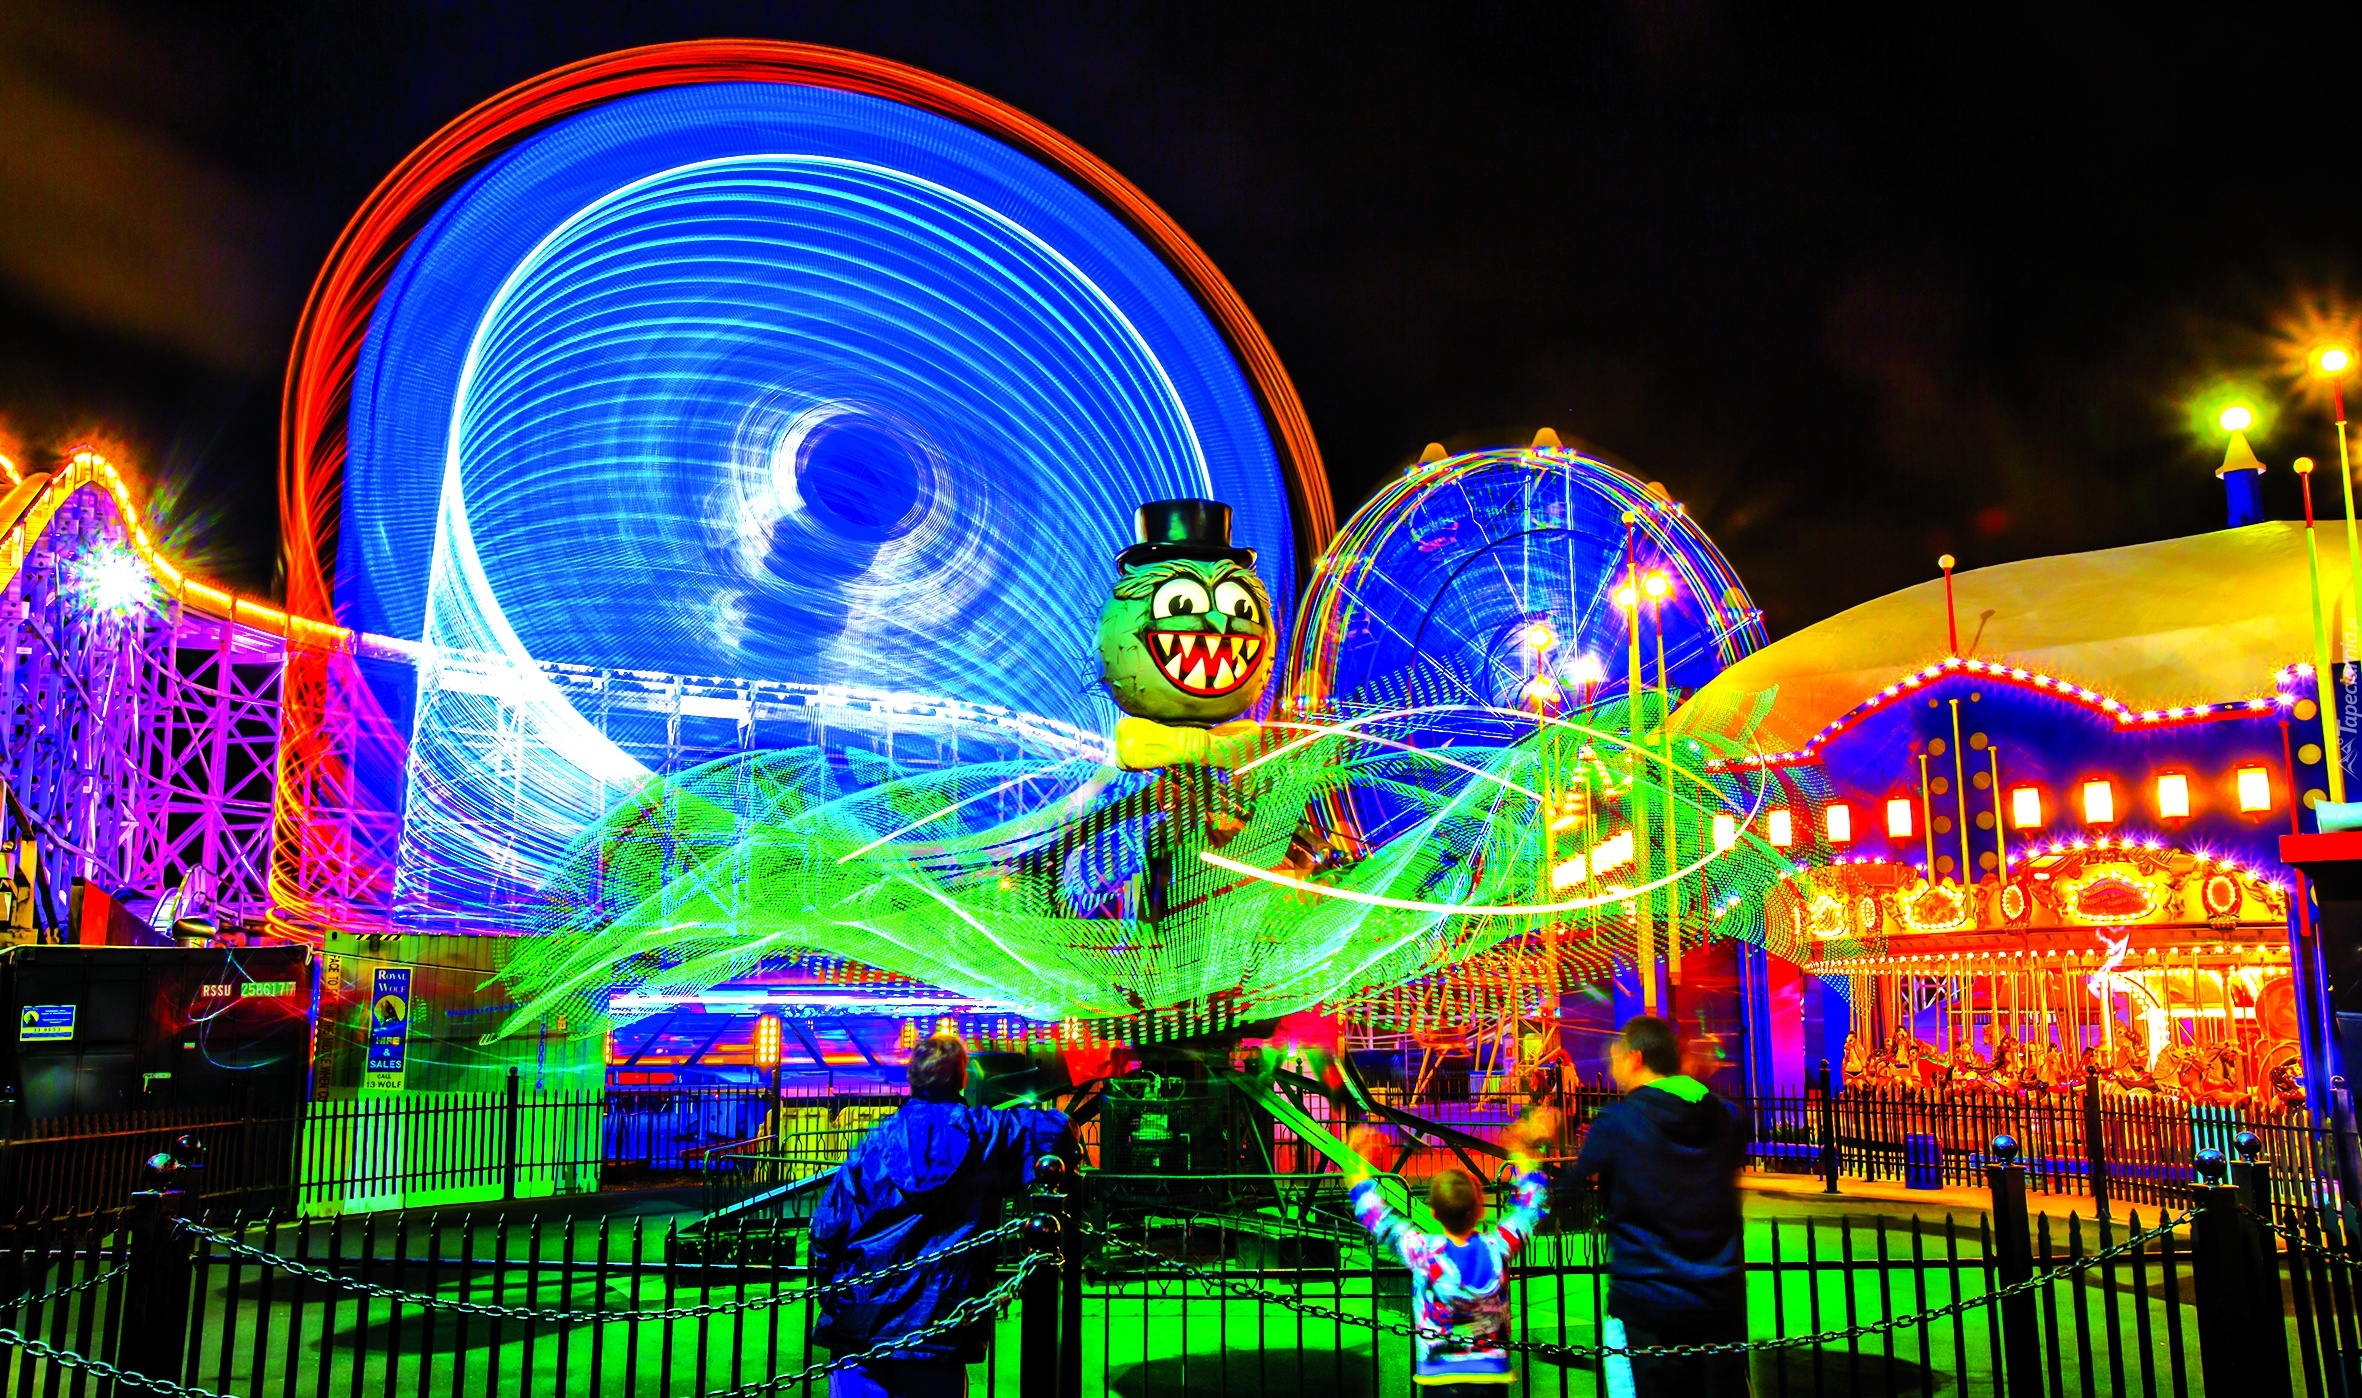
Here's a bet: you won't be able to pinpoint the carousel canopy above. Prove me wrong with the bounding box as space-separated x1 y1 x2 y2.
1677 521 2348 752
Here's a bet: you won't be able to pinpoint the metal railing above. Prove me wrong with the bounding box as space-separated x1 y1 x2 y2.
0 1138 2330 1398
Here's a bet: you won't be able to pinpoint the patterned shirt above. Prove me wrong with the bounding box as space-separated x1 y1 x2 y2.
1350 1167 1550 1384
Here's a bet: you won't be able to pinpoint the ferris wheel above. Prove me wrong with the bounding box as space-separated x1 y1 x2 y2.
1281 441 1777 1062
1287 443 1764 723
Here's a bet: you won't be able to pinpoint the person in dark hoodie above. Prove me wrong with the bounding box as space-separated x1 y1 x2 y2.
810 1033 1071 1398
1566 1015 1750 1398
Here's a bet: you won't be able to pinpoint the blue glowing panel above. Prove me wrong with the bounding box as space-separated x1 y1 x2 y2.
342 82 1294 731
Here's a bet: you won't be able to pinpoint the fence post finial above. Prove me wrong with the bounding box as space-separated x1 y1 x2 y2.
1985 1133 2042 1398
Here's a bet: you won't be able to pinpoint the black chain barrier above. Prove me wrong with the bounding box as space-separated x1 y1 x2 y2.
1091 1210 2189 1362
0 1326 243 1398
1 1228 1063 1398
1 1262 128 1311
2265 1212 2362 1266
0 1199 2198 1389
171 1213 1046 1325
697 1248 1053 1398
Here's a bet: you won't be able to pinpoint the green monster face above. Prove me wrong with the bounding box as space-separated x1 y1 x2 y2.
1096 557 1276 725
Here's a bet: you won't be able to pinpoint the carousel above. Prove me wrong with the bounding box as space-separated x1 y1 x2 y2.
1782 836 2302 1112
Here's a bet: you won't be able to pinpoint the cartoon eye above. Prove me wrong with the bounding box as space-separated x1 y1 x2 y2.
1152 577 1212 619
1213 579 1263 625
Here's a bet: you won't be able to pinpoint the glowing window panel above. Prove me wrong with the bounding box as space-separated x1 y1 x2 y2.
1711 812 1738 851
1767 808 1795 848
2010 785 2044 829
1885 798 1914 839
1826 803 1854 844
2236 765 2272 813
2156 772 2190 820
2082 779 2116 825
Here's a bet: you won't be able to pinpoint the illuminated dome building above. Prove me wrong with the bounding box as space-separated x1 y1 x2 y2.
1677 514 2345 1106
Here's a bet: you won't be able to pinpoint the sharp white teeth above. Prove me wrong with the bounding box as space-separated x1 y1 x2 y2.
1213 656 1237 689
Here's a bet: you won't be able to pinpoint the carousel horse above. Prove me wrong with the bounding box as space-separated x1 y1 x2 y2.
2149 1042 2202 1100
2187 1041 2246 1108
1944 1037 2015 1094
1842 1033 1872 1085
1969 1035 2030 1095
2264 1046 2307 1114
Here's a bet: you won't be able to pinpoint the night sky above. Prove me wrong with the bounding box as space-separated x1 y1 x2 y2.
0 2 2356 636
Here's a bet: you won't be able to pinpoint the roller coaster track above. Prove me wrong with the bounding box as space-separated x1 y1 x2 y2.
0 448 313 934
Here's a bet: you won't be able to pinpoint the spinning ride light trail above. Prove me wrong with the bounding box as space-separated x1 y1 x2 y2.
491 694 1804 1043
312 70 1315 930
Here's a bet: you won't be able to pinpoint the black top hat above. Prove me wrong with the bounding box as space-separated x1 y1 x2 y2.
1118 499 1258 570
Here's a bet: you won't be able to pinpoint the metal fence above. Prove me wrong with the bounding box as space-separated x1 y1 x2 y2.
295 1085 605 1214
0 1142 2331 1398
0 1105 299 1217
11 1070 2356 1233
2 1083 914 1220
1344 1073 2352 1220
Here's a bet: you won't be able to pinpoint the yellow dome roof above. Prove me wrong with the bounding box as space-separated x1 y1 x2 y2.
1676 521 2343 750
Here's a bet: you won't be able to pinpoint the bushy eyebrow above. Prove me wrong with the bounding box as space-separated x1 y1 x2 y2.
1111 558 1248 600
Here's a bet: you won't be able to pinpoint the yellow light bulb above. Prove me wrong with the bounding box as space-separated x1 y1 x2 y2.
2321 347 2352 375
1642 571 1671 600
2218 404 2253 432
1613 584 1638 610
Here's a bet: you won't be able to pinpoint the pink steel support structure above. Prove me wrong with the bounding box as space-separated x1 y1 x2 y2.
0 455 292 932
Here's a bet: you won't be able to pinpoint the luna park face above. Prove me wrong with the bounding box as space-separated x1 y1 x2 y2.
1095 557 1275 725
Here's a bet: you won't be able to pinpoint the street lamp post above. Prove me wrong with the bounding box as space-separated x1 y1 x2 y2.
754 1014 784 1138
1619 511 1654 1016
2323 348 2359 804
2294 454 2346 804
1644 570 1678 1012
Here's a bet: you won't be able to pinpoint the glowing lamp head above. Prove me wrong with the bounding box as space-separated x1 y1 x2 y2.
2009 784 2044 830
2080 778 2116 826
753 1014 783 1070
2218 404 2254 433
1613 583 1639 611
1711 812 1738 852
1885 797 1915 840
1766 808 1795 848
2235 765 2273 814
1567 653 1607 685
2321 347 2353 375
1518 673 1564 713
1642 571 1671 601
1825 802 1854 845
78 543 153 616
1520 619 1558 653
2155 772 2190 820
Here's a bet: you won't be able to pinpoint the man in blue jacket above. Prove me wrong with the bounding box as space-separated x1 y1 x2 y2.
1566 1016 1750 1398
811 1034 1071 1398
